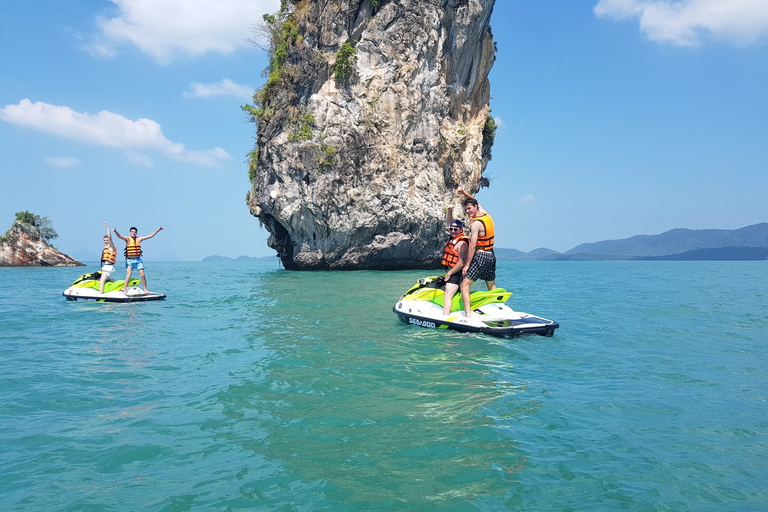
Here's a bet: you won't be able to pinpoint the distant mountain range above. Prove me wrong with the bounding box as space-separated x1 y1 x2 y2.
199 223 768 263
202 255 279 262
496 223 768 261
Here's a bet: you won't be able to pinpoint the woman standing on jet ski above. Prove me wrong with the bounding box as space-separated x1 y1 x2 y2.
98 221 116 295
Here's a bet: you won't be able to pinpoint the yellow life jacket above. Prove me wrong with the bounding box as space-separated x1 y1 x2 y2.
474 213 495 251
442 233 469 268
124 237 142 258
101 247 116 265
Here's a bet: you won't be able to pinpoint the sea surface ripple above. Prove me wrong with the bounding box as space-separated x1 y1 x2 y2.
1 261 767 511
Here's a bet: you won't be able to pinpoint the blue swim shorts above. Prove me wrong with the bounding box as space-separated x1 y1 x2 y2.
126 258 145 270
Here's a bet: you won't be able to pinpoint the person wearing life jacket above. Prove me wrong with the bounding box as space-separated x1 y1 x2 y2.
441 206 469 315
113 225 163 294
98 221 117 294
458 186 497 318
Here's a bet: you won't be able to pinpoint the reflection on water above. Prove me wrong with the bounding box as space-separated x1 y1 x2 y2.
208 268 537 507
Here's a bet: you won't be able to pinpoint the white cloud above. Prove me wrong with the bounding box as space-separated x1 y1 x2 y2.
520 194 535 204
594 0 768 46
125 150 154 167
493 116 503 129
1 99 230 167
88 0 281 64
183 79 254 100
170 147 232 167
44 156 81 168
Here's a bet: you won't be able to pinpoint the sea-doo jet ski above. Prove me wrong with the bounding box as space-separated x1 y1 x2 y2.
63 272 166 302
393 276 558 337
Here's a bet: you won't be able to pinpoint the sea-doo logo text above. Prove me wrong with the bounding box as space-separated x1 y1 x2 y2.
409 318 436 329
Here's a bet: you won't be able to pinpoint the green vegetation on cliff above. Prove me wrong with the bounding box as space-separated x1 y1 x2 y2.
288 110 315 142
483 114 497 153
240 9 299 128
242 3 305 183
334 41 357 80
1 211 58 245
241 1 364 184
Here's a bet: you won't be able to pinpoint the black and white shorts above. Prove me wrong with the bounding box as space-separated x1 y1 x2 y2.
466 250 496 282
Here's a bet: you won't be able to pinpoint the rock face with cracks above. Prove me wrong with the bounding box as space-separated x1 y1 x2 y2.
247 0 496 270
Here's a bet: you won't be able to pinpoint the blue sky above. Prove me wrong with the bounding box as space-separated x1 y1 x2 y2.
2 0 767 261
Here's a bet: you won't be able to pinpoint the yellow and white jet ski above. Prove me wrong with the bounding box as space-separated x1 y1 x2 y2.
393 276 558 337
63 272 166 302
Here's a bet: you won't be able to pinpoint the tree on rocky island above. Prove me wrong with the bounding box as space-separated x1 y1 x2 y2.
7 211 59 244
0 211 82 267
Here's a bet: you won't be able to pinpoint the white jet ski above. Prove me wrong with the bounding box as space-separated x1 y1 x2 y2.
393 276 558 337
63 272 166 302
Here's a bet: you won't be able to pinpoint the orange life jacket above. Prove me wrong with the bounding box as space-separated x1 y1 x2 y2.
124 237 142 258
101 247 116 265
474 213 495 251
442 233 469 268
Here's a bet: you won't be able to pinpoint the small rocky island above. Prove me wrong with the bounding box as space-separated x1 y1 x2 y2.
245 0 496 269
0 211 83 267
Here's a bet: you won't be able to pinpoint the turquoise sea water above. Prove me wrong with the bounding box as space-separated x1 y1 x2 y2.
1 261 767 511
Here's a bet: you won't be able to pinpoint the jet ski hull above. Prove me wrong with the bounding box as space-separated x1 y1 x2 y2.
63 288 166 302
63 272 166 302
393 277 558 337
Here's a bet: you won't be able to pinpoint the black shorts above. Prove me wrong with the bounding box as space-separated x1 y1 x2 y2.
444 271 463 285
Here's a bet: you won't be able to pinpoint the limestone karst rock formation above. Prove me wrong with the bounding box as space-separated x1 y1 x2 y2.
0 220 83 267
246 0 496 269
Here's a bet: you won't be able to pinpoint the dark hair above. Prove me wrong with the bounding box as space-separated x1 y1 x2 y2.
462 197 478 208
130 226 138 232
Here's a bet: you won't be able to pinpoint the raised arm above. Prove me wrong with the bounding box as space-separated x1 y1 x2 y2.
112 228 129 242
140 226 163 241
457 186 487 216
457 185 474 202
104 222 115 249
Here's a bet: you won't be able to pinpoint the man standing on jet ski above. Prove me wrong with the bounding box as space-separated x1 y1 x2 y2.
458 186 496 318
441 206 469 315
113 225 163 295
